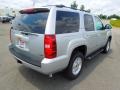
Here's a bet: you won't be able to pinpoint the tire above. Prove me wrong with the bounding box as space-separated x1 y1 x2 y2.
2 21 4 23
64 51 84 80
103 39 111 53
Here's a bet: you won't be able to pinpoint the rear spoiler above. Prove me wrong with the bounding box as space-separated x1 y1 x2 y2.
19 8 49 14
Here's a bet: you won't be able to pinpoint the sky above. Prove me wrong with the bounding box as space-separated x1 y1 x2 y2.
0 0 120 15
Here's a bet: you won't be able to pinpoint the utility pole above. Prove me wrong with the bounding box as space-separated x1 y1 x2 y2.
31 0 39 6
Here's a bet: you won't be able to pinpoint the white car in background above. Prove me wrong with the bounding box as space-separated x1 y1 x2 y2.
0 16 14 23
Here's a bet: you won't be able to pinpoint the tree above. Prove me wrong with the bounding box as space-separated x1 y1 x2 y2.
80 5 85 11
71 1 78 9
79 5 91 13
98 14 107 19
31 0 40 6
108 14 120 19
70 2 91 13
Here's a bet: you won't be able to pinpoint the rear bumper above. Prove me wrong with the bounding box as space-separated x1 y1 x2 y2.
9 44 68 75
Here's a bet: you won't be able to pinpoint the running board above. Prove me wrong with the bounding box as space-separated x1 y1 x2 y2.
86 48 104 60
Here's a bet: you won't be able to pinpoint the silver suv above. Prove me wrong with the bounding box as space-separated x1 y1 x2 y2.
9 5 112 80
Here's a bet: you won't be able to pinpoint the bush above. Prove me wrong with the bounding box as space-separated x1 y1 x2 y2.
110 20 120 27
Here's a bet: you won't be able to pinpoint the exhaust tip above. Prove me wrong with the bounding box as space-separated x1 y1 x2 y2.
17 60 22 64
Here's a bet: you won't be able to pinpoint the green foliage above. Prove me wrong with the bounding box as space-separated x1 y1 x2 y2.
110 20 120 27
98 14 120 20
79 4 91 13
80 5 85 11
98 14 107 19
108 14 120 19
71 1 78 9
70 2 91 13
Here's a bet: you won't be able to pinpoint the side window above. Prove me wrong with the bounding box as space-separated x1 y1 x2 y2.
94 16 104 30
56 11 80 34
84 14 94 31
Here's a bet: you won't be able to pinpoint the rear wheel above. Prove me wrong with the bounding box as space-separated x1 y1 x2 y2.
64 51 84 80
103 39 111 53
2 21 4 23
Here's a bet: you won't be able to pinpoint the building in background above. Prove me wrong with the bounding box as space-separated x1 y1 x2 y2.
0 9 4 16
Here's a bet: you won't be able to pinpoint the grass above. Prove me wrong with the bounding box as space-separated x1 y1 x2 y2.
110 19 120 27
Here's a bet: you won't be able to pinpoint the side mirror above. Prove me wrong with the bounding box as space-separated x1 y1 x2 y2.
105 24 112 29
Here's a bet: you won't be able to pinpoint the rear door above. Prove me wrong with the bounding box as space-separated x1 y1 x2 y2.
11 8 49 66
83 14 98 55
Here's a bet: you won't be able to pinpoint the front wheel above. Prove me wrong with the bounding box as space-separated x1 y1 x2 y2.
64 51 84 80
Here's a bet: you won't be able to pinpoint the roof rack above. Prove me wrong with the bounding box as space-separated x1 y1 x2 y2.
42 4 65 8
42 4 89 12
42 4 76 10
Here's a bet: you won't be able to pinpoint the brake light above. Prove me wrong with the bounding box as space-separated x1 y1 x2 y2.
20 8 34 13
44 35 57 59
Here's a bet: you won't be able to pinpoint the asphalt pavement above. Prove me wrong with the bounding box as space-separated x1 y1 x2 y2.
0 22 120 90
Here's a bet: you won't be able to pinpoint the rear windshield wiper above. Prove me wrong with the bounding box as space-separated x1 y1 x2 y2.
21 32 39 36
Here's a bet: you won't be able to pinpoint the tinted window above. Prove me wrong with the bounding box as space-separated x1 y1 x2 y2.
56 11 79 34
94 16 104 30
13 11 49 34
84 14 94 31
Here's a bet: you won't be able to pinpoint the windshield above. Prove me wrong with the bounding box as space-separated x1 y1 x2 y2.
13 11 49 34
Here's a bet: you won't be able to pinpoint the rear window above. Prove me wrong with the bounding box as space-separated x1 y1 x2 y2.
56 11 80 34
13 10 49 34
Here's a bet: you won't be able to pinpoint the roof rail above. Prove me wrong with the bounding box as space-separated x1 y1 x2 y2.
42 4 73 9
42 4 89 12
42 4 65 7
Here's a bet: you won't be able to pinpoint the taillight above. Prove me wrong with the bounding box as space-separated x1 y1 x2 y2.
44 35 57 59
21 8 34 13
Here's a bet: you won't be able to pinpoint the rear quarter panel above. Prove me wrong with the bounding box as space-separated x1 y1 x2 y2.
56 32 87 67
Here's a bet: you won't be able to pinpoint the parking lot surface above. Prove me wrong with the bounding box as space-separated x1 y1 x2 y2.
0 22 120 90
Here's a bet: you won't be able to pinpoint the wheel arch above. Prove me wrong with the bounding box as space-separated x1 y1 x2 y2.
66 45 87 69
71 45 87 57
108 36 112 41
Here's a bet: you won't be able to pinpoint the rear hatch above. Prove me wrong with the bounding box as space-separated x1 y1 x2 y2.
10 8 49 67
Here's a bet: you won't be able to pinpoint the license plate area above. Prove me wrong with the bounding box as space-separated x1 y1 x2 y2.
16 37 29 51
19 39 25 48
